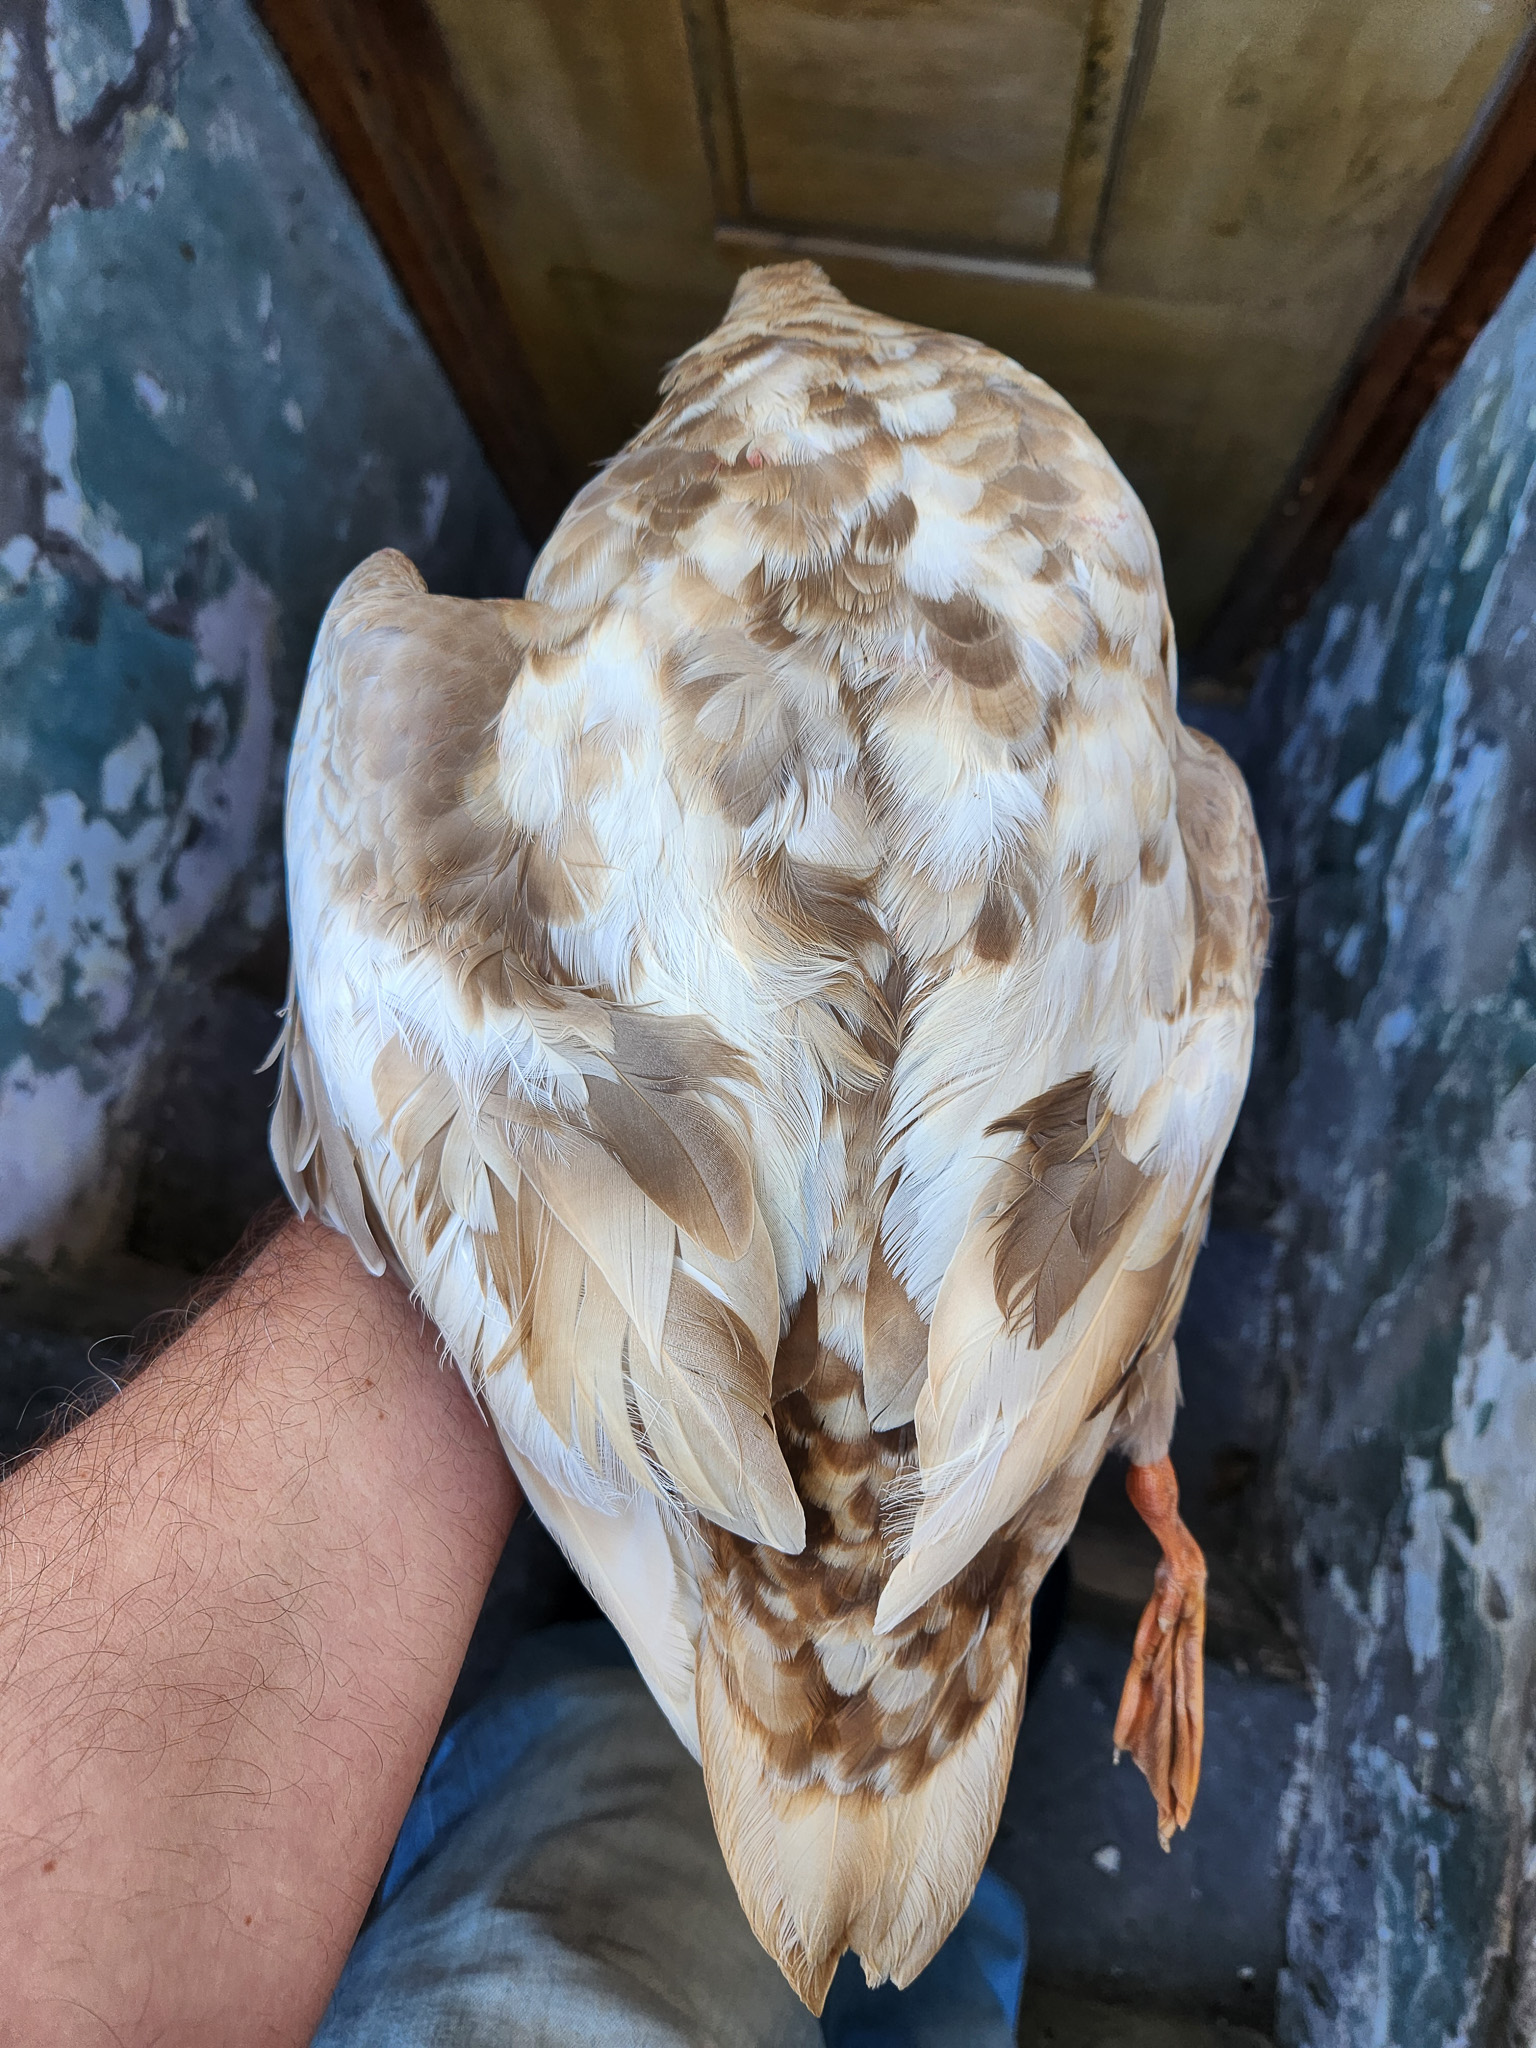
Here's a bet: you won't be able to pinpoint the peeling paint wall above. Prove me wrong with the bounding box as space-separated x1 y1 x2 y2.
1243 251 1536 2047
0 0 528 1271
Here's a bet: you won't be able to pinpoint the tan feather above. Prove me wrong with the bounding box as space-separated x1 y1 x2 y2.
988 1073 1151 1343
581 1071 753 1260
514 1131 677 1366
520 1191 639 1488
633 1267 806 1552
274 259 1269 2010
266 976 385 1276
862 1225 929 1430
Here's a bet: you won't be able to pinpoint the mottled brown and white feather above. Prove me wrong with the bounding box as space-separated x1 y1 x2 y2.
271 262 1267 2008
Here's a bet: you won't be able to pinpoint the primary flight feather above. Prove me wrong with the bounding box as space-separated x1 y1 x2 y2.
271 262 1267 2009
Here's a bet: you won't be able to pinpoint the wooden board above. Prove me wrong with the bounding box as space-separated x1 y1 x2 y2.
1197 41 1536 675
258 0 1535 643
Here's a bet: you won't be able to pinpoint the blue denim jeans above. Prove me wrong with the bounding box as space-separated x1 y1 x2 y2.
314 1622 1026 2046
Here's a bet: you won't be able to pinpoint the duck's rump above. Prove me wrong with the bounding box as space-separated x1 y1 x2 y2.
691 1336 1130 2011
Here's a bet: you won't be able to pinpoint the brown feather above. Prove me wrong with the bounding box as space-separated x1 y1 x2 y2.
988 1074 1150 1343
773 1287 820 1404
582 1071 754 1261
862 1226 930 1430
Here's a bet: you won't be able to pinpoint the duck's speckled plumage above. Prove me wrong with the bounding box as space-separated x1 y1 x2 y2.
271 263 1267 2008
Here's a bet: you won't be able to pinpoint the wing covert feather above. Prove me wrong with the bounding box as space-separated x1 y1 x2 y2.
875 729 1267 1633
274 551 807 1562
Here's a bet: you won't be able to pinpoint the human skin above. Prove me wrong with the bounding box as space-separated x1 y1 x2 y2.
0 1214 520 2047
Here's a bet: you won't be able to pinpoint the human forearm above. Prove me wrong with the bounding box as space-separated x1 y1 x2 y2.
0 1215 519 2047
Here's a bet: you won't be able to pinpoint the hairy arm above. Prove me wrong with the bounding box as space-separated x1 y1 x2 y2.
0 1216 520 2047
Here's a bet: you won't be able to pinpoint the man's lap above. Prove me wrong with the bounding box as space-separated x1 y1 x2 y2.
314 1622 1024 2048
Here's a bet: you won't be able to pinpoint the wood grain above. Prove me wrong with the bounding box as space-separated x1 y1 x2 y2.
259 0 1534 638
1195 36 1536 678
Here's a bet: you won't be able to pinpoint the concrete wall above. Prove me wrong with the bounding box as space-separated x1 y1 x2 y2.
1242 249 1536 2048
0 0 527 1277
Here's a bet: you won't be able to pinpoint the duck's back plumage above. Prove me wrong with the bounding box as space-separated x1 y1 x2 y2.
272 262 1267 2008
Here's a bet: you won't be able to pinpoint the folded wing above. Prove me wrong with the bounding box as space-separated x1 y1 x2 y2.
272 551 805 1575
875 727 1268 1633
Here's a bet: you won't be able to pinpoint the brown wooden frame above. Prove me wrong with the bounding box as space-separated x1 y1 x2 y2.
1196 36 1536 679
253 0 575 546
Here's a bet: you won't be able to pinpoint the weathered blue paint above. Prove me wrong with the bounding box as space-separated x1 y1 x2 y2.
1243 250 1536 2045
0 0 528 1263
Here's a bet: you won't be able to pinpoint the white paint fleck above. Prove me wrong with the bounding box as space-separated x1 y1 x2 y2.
0 1055 125 1261
1374 1007 1416 1055
257 273 273 323
1376 720 1424 805
0 567 274 1034
1335 923 1366 977
1445 1307 1536 1646
281 399 304 434
168 568 277 947
1485 1132 1532 1210
99 723 164 814
0 790 160 1028
1485 449 1519 518
420 471 451 546
0 553 278 1259
1444 740 1504 873
44 0 135 132
1432 660 1471 785
1316 604 1389 738
1401 1457 1448 1676
0 534 38 584
1460 519 1494 573
204 104 256 164
133 370 169 418
1332 772 1370 826
225 467 259 504
1092 1844 1121 1875
40 381 143 585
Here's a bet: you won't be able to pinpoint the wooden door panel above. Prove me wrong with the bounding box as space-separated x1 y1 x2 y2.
724 0 1090 253
691 0 1147 273
264 0 1534 641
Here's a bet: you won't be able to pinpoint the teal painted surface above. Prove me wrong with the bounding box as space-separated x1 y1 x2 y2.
0 0 527 1262
1246 251 1536 2044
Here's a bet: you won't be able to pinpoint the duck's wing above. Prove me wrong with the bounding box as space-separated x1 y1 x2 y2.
271 548 838 1737
873 725 1269 1633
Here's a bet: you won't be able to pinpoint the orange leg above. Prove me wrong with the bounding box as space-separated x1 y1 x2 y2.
1113 1455 1206 1850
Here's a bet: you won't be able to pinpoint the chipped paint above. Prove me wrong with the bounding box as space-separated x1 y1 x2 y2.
0 0 528 1264
0 1053 119 1259
1242 249 1536 2045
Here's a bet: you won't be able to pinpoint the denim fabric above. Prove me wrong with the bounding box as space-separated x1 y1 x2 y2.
315 1622 1025 2047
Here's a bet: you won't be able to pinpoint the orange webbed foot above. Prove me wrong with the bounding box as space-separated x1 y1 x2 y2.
1112 1455 1206 1849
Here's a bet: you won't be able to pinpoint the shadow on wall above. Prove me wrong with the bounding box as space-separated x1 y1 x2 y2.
0 0 528 1290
